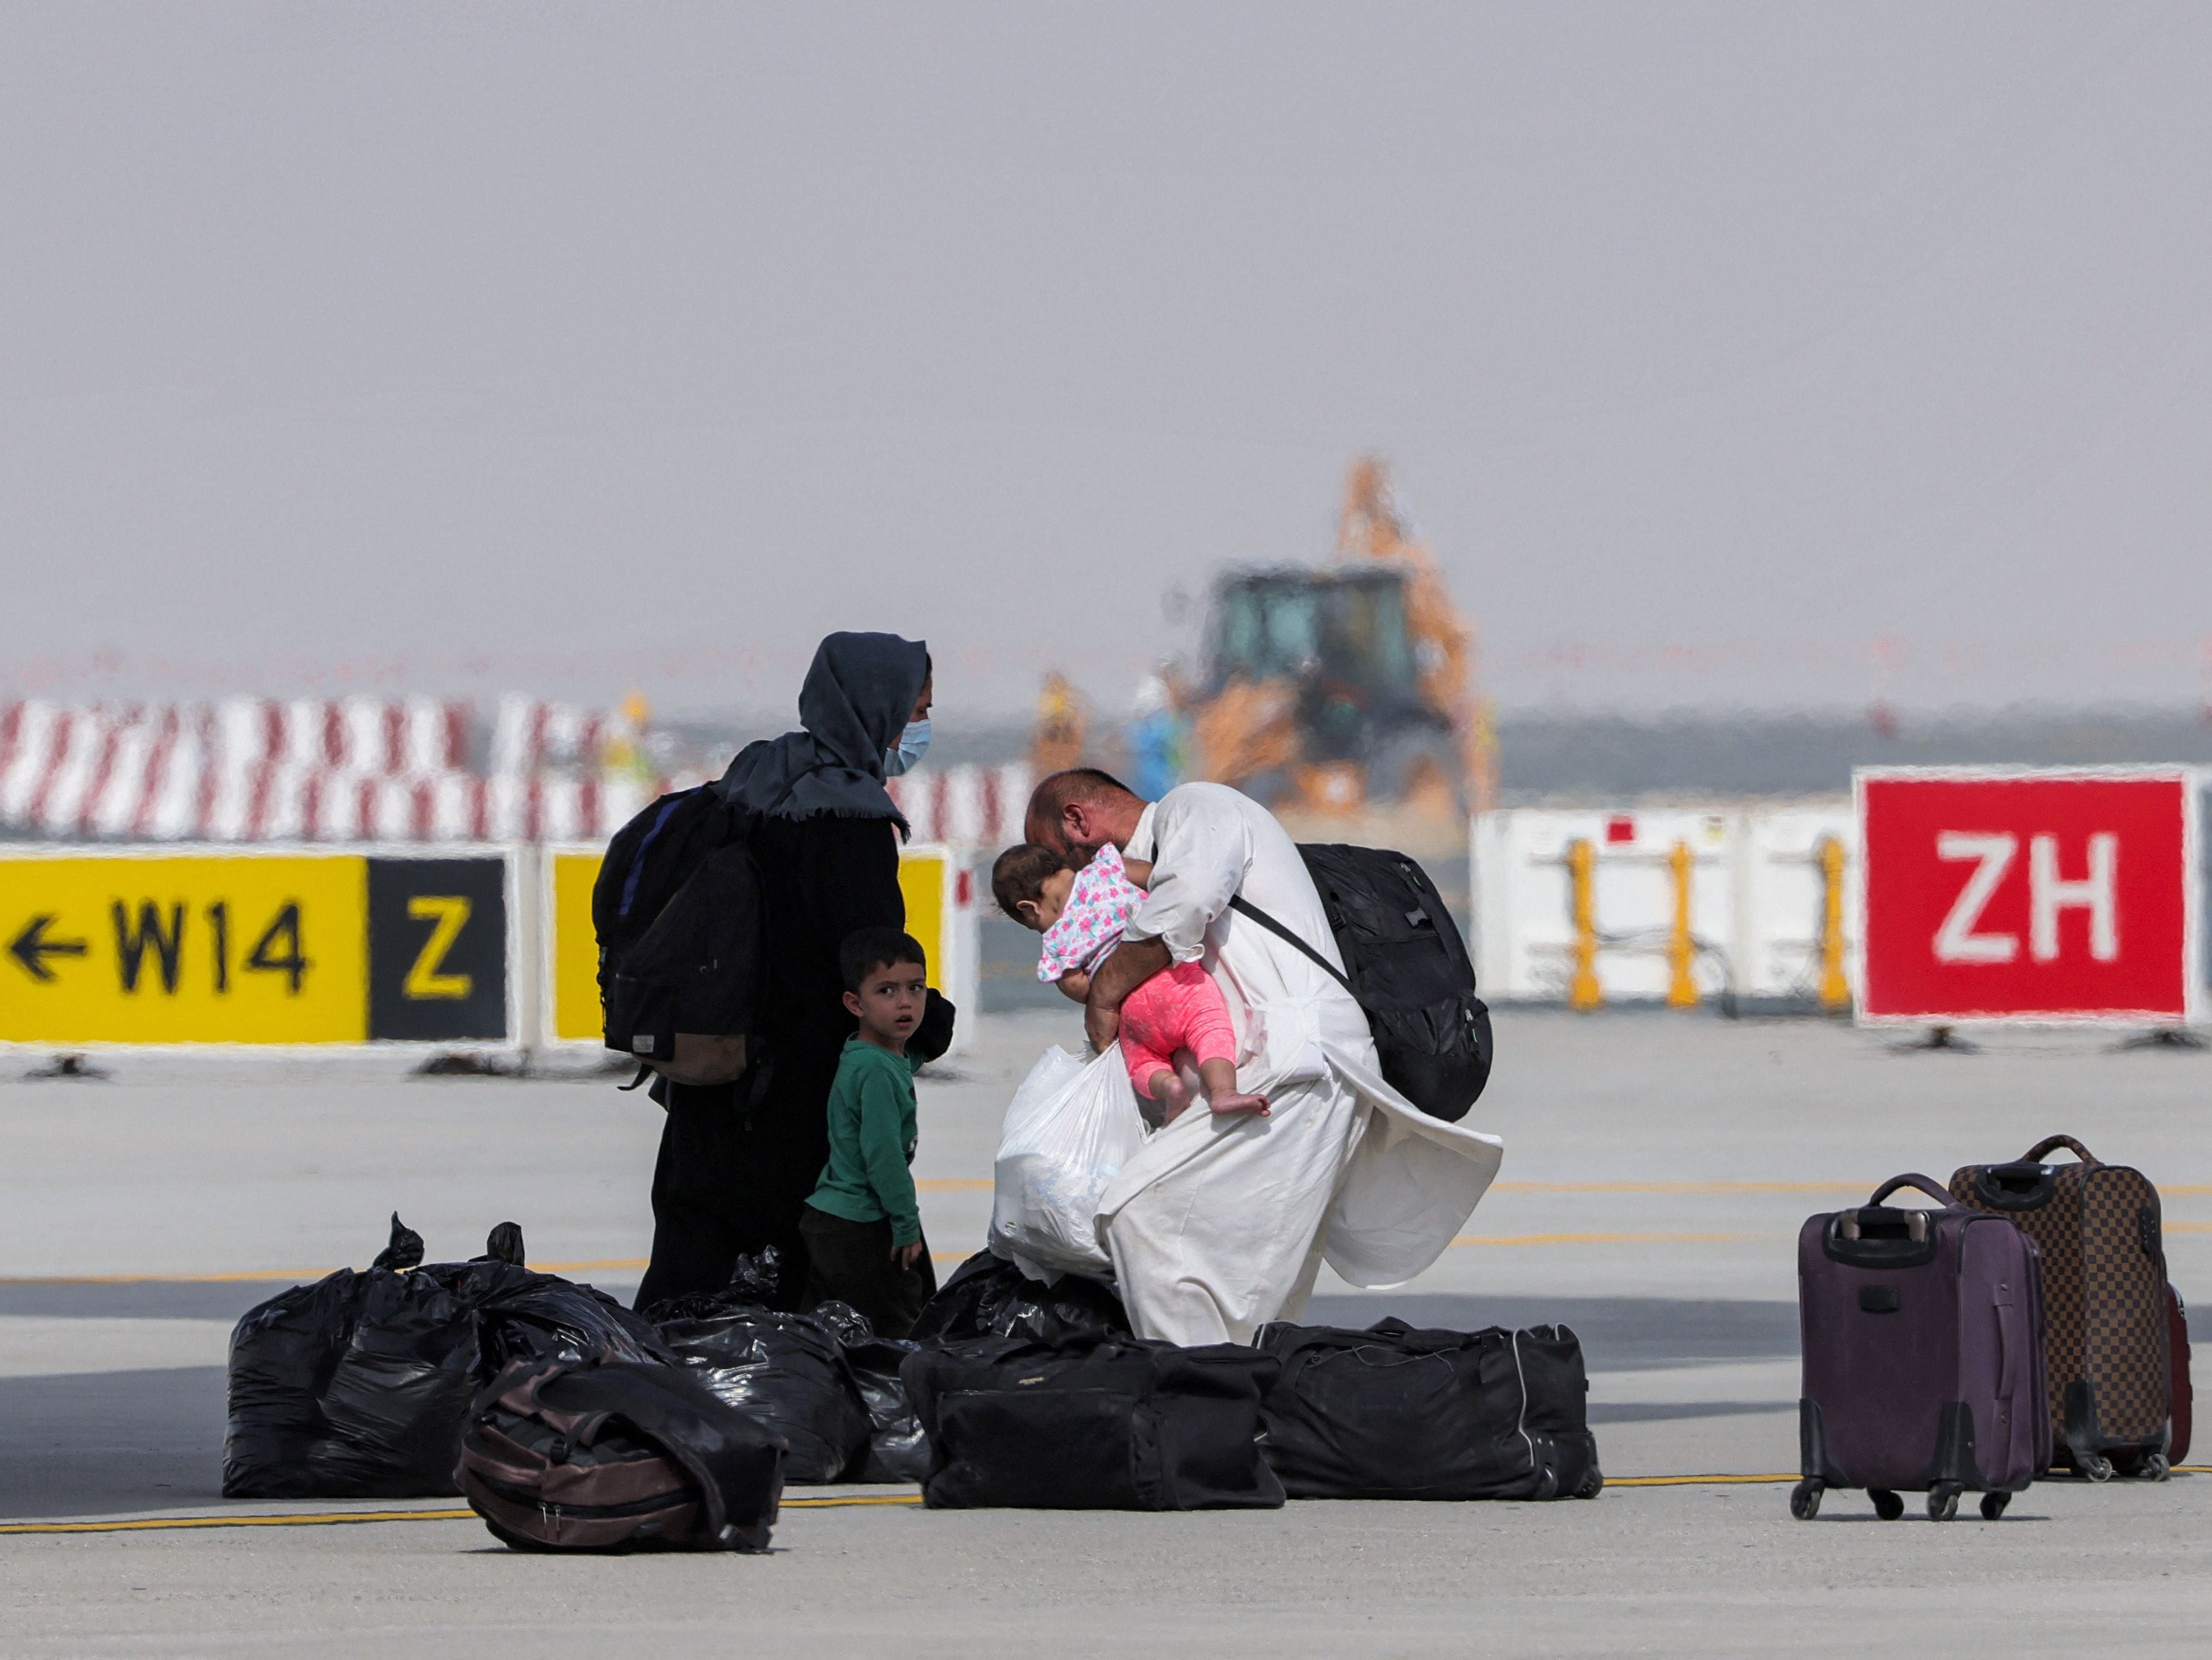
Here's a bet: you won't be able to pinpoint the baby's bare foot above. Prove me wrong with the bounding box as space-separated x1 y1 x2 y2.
1208 1091 1270 1118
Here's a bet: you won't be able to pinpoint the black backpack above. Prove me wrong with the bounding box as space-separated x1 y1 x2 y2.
1230 843 1492 1122
458 1357 784 1552
592 786 763 1087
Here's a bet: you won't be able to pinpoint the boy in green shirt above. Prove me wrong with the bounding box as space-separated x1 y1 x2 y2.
800 927 938 1338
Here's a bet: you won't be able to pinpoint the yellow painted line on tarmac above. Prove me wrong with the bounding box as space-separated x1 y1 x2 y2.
524 1260 647 1275
0 1283 345 1292
53 1473 2182 1535
0 1508 476 1536
1450 1231 1751 1248
0 1493 928 1537
16 1173 2196 1287
1606 1474 1794 1487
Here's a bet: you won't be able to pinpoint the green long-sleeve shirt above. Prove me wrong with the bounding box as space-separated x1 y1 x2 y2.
805 1037 925 1247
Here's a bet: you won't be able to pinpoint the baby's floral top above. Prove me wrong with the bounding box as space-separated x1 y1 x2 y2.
1036 841 1143 980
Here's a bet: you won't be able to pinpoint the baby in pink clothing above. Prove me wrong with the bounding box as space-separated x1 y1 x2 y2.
991 841 1268 1124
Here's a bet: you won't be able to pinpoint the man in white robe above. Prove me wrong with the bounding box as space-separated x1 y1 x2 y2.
1026 770 1503 1346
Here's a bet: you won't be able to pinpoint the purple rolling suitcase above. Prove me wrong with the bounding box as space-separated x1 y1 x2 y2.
1794 1174 2049 1522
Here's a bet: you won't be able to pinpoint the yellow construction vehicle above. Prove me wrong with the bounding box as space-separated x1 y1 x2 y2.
1185 458 1496 818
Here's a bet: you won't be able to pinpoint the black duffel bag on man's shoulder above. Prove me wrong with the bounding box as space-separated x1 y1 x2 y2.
1230 842 1493 1122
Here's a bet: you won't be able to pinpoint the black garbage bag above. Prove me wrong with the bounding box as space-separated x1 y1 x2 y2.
226 1262 483 1499
466 1264 668 1373
371 1212 425 1272
842 1335 931 1483
654 1302 871 1483
807 1298 874 1348
723 1245 785 1306
223 1217 669 1500
907 1250 1130 1346
758 1298 924 1485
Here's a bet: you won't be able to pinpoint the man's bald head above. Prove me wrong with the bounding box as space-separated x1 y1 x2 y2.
1025 767 1147 866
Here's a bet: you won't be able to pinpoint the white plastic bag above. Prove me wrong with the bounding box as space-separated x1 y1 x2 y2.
988 1046 1147 1278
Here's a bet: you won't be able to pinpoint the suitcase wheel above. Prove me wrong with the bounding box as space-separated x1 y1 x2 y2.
1978 1491 2010 1521
2140 1453 2171 1482
1869 1488 1904 1521
1788 1479 1822 1521
1927 1484 1961 1522
2080 1453 2116 1483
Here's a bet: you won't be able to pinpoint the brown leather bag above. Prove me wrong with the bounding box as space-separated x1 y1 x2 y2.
1950 1135 2174 1479
458 1358 784 1552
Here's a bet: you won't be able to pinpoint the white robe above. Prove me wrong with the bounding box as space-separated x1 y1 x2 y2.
1094 782 1504 1345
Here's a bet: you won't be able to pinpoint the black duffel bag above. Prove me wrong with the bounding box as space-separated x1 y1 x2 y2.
1231 843 1492 1122
1255 1318 1602 1501
902 1334 1284 1510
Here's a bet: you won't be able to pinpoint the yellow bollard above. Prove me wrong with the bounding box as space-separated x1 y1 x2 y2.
1566 837 1603 1011
1666 840 1699 1008
1816 835 1852 1011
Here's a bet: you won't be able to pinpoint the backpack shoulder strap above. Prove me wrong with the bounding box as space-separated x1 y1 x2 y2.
1226 895 1355 999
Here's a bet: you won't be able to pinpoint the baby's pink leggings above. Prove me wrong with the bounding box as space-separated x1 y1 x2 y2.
1118 960 1238 1095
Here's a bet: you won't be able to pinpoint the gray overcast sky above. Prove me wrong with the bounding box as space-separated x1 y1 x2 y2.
5 3 2211 720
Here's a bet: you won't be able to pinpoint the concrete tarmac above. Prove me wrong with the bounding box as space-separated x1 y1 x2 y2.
2 1008 2209 1655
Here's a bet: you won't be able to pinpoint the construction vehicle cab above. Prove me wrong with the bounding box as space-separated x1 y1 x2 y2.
1199 565 1465 815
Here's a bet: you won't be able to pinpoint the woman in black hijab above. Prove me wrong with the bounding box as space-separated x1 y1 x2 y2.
634 631 949 1311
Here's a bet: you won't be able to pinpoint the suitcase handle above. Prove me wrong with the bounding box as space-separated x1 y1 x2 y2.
2023 1134 2097 1165
1972 1162 2057 1212
1996 1286 2021 1402
1868 1173 1953 1208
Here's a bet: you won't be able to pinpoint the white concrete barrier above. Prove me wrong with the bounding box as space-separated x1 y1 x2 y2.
1471 801 1856 1006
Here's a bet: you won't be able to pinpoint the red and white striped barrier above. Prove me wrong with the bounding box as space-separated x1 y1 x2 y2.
0 700 1040 851
0 698 645 845
489 695 611 778
886 762 1030 851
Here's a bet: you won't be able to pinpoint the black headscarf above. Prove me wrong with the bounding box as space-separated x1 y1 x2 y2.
715 632 929 829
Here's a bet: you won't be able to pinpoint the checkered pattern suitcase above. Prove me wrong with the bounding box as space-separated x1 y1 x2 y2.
1950 1136 2173 1480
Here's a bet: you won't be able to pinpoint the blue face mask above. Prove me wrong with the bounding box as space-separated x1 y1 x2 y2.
884 718 930 776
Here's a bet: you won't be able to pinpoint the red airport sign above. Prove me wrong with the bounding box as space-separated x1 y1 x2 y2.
1856 768 2200 1025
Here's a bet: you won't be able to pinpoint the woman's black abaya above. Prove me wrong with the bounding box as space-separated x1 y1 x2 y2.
636 815 910 1311
633 632 944 1313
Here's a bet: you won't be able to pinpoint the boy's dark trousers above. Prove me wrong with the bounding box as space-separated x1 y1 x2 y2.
798 1208 938 1340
